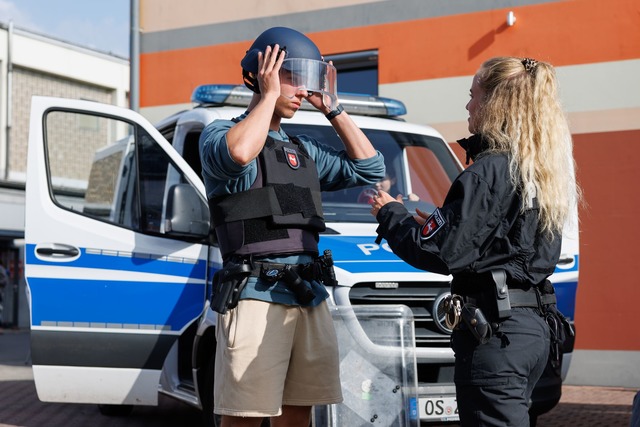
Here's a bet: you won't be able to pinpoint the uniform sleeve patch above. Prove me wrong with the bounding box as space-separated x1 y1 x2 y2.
420 208 445 240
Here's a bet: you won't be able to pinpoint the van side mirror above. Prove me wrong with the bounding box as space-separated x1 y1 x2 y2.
166 183 210 238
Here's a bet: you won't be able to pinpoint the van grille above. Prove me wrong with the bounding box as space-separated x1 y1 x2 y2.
348 282 452 347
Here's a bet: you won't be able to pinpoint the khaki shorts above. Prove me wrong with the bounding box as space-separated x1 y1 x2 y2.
213 299 343 417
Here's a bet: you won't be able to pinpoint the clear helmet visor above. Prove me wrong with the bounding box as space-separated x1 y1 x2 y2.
279 58 338 109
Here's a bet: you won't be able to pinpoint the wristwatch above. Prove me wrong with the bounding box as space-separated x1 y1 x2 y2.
325 104 344 121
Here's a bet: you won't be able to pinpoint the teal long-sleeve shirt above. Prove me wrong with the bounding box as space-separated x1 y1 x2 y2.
199 114 385 306
199 114 385 198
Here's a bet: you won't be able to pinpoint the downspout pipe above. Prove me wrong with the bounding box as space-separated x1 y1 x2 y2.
4 21 13 180
130 0 140 112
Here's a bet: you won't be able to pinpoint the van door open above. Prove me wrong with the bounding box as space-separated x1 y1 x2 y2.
24 97 210 405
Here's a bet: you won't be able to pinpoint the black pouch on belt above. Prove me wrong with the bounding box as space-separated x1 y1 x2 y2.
210 262 252 315
315 249 338 286
544 302 575 370
281 266 316 304
461 303 492 344
490 269 512 319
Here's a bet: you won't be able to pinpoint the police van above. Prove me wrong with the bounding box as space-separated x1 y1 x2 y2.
24 85 579 425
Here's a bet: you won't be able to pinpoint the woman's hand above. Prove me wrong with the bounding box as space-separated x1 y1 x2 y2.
370 191 431 226
370 190 399 217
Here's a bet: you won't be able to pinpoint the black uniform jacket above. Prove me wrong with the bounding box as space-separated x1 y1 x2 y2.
375 134 561 286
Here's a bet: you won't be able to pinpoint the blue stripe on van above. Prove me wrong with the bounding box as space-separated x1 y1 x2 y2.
553 280 577 320
28 277 205 330
318 236 579 275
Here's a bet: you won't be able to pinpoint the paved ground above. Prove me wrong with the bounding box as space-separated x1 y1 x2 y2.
537 386 635 426
1 328 637 426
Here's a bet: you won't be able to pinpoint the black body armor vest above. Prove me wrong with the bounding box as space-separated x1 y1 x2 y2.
209 135 326 259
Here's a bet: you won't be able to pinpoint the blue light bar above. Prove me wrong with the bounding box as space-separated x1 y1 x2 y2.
191 84 407 117
191 84 252 106
378 97 407 117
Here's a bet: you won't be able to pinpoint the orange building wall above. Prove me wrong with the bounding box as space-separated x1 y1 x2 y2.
572 130 640 350
140 0 640 108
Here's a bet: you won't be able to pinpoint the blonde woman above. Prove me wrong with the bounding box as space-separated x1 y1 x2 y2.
370 57 579 426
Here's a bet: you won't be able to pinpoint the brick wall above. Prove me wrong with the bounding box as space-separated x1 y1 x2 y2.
10 67 114 180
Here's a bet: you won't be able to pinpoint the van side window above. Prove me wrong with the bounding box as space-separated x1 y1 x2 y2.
136 129 168 232
44 110 206 236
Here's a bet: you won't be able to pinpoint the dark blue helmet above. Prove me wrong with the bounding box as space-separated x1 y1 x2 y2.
241 27 322 93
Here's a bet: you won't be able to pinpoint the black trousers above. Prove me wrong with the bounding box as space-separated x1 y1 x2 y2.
451 307 550 426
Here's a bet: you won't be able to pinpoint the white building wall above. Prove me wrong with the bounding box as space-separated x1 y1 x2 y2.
0 24 129 185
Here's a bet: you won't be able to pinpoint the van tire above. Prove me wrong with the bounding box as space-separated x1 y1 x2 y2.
97 404 134 417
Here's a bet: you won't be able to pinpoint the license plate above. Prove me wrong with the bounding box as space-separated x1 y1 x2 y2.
419 396 459 421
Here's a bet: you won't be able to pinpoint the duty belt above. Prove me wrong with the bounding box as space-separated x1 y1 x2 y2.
213 250 338 310
232 248 339 287
249 260 316 282
462 287 556 308
244 255 338 305
444 287 558 345
446 272 562 345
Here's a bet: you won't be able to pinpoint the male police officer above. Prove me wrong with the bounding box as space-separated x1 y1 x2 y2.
199 27 385 427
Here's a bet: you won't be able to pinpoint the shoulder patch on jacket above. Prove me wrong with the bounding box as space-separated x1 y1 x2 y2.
420 208 445 240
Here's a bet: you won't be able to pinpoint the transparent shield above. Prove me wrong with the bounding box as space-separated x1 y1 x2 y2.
313 305 418 427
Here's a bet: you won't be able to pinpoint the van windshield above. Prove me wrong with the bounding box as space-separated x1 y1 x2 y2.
281 124 461 224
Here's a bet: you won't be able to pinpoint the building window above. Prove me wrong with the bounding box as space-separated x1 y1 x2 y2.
325 50 378 96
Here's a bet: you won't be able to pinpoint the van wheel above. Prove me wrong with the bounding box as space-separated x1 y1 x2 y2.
97 404 134 416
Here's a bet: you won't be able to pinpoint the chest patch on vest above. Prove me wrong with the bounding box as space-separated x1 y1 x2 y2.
283 147 300 169
420 208 445 240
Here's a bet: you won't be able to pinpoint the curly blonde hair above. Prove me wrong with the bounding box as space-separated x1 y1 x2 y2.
475 56 580 236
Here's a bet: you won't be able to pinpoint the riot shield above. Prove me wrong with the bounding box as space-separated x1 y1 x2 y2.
313 305 418 427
